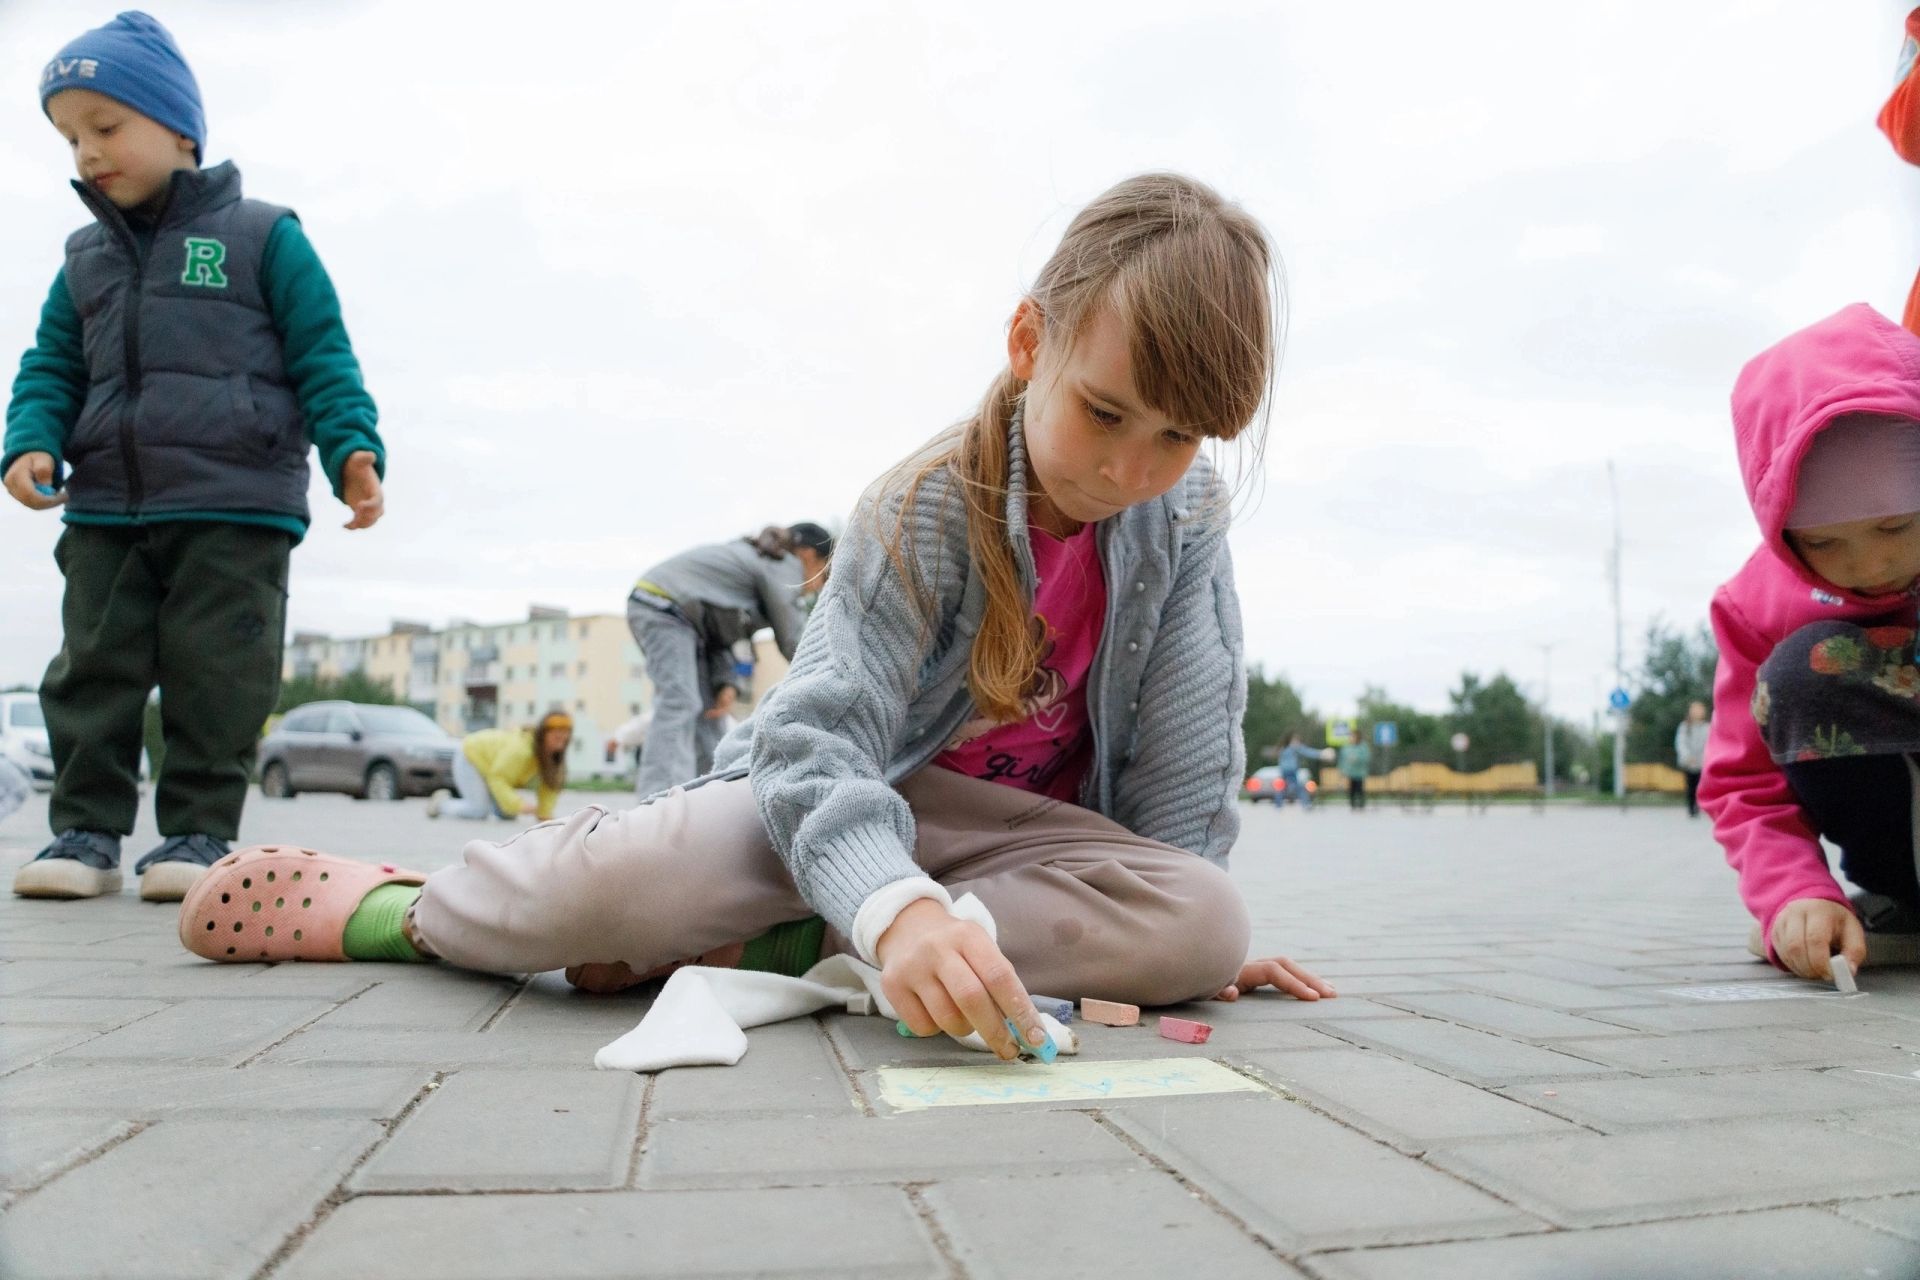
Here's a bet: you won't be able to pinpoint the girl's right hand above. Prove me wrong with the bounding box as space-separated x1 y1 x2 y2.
1769 898 1865 981
4 452 63 510
877 898 1045 1060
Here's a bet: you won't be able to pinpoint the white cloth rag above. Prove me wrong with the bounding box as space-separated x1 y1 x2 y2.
594 893 1077 1072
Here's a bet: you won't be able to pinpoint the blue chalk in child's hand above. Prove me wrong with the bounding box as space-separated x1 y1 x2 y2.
895 1020 919 1037
1007 1018 1058 1064
33 484 57 497
1031 995 1074 1023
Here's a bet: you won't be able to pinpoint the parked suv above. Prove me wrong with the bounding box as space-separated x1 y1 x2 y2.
0 692 54 790
257 702 456 801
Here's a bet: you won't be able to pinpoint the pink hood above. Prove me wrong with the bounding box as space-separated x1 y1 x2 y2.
1731 302 1920 588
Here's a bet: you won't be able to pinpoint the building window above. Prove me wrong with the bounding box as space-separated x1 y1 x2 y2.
575 699 585 711
551 663 565 678
629 703 641 715
630 664 645 680
576 661 588 676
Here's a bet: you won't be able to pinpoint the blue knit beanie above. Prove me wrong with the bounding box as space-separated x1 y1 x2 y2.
40 12 205 163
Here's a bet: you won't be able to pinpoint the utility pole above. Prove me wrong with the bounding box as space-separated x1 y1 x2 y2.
1608 461 1627 800
1537 641 1561 798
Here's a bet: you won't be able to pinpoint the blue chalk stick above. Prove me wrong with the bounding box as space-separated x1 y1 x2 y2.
1007 1018 1058 1064
1030 995 1074 1023
33 484 57 497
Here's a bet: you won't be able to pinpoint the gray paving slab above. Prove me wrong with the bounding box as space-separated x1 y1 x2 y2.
1245 1047 1581 1152
0 960 133 997
1552 1027 1920 1073
1581 993 1891 1032
0 996 166 1028
1427 1117 1920 1227
926 1169 1304 1278
1379 991 1640 1039
353 1067 643 1190
485 970 660 1038
1314 1016 1620 1085
1496 1067 1920 1130
0 1113 136 1191
1107 1094 1543 1251
45 997 333 1066
651 1020 859 1118
1440 970 1670 1009
258 1026 613 1067
277 1186 945 1279
0 1116 380 1279
1836 1194 1920 1243
1304 1206 1920 1280
0 1024 99 1072
641 1109 1142 1188
309 967 521 1030
0 1062 432 1118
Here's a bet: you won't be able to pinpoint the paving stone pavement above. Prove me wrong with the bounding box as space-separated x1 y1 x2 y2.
2 790 1918 1278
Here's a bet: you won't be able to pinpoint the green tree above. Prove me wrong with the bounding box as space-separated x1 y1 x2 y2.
1627 619 1717 763
274 671 401 716
1355 685 1447 765
1243 665 1317 777
1447 671 1536 770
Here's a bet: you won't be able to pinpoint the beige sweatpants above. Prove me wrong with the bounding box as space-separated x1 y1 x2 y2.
413 767 1251 1006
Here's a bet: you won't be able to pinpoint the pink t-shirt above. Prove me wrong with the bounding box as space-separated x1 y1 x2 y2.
933 523 1107 800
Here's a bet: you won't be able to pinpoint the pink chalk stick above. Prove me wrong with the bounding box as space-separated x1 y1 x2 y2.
1080 998 1141 1027
1157 1016 1213 1044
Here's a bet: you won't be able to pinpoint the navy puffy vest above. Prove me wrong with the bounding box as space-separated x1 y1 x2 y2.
62 162 307 521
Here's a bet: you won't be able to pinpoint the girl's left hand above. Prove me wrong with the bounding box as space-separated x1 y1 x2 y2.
1214 956 1336 1002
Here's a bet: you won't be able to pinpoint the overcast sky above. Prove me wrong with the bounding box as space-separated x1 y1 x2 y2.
1 1 1914 723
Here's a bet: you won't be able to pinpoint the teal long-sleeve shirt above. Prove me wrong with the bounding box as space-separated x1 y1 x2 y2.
3 214 383 542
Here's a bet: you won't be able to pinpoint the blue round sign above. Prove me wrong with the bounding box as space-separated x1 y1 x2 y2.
1608 687 1631 712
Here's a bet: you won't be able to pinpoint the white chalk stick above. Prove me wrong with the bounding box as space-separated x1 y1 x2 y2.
845 991 875 1016
1831 957 1856 994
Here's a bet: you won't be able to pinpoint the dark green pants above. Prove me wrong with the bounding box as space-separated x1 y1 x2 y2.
42 523 291 840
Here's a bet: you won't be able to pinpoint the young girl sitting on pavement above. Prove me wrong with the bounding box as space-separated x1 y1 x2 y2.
1700 304 1920 982
428 712 571 823
178 173 1334 1052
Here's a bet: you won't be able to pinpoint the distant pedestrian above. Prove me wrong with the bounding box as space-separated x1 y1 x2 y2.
1277 733 1325 809
1673 701 1710 817
429 713 572 822
628 524 833 800
1338 733 1372 811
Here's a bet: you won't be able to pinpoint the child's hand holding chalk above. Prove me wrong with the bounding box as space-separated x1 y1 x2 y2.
4 452 64 511
878 897 1049 1062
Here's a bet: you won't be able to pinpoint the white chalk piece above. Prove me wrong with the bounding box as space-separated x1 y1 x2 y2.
1831 956 1857 994
845 991 875 1016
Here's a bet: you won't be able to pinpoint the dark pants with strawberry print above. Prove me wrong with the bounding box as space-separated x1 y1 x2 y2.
1759 618 1920 910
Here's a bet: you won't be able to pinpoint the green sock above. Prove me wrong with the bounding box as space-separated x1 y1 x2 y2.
737 916 826 977
341 883 426 963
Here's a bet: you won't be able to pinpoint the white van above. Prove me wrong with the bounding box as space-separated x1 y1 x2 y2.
0 692 53 790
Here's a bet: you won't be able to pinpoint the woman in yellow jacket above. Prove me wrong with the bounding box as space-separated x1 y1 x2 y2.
428 713 571 821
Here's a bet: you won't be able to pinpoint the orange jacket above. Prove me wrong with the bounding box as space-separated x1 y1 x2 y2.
1879 8 1920 332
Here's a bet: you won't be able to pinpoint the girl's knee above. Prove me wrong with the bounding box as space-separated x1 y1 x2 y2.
1138 860 1250 1005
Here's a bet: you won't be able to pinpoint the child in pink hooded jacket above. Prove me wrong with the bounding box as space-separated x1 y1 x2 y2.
1700 304 1920 982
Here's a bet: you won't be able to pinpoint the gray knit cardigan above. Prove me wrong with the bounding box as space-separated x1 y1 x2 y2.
710 417 1248 934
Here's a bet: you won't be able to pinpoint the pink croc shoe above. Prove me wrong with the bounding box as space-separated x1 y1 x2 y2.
179 844 425 963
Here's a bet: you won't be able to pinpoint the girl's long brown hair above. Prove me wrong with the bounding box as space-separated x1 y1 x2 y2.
531 711 571 792
882 173 1280 723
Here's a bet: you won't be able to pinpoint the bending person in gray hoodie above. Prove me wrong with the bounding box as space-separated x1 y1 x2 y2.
627 524 833 799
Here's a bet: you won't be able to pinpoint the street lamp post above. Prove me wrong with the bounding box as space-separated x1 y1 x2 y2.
1537 640 1562 799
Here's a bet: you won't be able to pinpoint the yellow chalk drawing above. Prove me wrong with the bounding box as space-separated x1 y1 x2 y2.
876 1057 1269 1112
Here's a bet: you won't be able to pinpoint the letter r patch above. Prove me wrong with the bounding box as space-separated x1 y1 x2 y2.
181 237 229 288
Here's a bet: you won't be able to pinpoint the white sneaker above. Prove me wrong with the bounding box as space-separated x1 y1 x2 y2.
426 789 449 819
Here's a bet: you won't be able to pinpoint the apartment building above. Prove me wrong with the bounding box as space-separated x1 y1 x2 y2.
285 606 790 779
